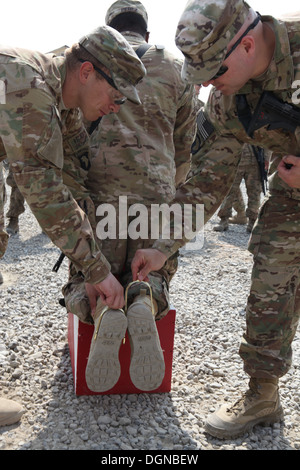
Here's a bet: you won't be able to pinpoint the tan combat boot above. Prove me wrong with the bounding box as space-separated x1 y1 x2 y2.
213 218 229 232
205 378 283 439
228 212 247 225
6 217 19 235
127 288 165 391
85 304 127 392
0 397 25 426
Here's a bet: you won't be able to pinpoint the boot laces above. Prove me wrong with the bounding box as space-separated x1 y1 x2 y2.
226 383 259 416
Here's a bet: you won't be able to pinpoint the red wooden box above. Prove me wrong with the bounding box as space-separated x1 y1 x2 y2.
67 308 176 395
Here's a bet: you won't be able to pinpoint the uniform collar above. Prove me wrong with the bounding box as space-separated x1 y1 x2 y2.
55 57 68 111
119 31 147 47
238 15 294 95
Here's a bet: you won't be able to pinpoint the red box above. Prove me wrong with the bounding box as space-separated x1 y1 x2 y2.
67 308 176 395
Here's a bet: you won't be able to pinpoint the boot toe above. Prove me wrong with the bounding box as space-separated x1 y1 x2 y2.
205 405 249 439
0 398 25 426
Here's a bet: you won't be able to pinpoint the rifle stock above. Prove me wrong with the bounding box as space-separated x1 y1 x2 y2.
247 91 300 137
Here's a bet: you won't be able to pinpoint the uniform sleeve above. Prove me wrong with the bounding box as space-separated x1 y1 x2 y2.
152 108 244 258
173 84 198 187
61 109 98 233
1 88 110 283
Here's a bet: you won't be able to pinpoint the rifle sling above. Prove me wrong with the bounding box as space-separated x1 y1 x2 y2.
135 43 152 58
236 94 254 134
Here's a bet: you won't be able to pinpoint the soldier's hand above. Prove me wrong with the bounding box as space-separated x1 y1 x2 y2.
131 248 167 281
278 155 300 189
85 273 124 315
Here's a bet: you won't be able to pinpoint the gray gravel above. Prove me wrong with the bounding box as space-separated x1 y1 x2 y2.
0 190 299 451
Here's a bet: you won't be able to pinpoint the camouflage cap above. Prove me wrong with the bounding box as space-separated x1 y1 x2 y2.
175 0 251 84
105 0 148 28
78 25 146 104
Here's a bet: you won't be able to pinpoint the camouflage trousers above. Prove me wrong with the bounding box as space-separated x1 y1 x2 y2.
100 236 178 320
217 183 245 218
6 165 25 219
240 195 300 379
0 162 9 258
63 208 179 324
218 151 262 222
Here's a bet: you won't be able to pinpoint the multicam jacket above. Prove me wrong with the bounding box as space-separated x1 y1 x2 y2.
153 14 300 258
87 32 198 207
0 47 110 283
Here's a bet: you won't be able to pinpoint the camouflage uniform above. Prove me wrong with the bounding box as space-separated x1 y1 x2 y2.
0 26 146 295
153 5 300 380
87 4 197 318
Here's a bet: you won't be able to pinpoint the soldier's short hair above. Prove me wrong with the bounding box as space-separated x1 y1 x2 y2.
65 44 109 78
66 25 146 104
109 12 148 36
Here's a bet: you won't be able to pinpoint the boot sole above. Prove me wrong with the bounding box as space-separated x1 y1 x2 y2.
205 406 284 439
127 304 165 391
85 310 127 392
0 409 25 426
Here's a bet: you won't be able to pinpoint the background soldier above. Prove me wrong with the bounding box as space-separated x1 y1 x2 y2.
214 144 271 233
131 0 300 439
64 0 197 394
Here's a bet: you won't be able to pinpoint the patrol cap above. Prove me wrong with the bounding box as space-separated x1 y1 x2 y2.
175 0 251 84
105 0 148 28
78 25 146 104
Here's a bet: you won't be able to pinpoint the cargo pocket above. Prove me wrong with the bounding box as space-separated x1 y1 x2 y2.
247 201 266 258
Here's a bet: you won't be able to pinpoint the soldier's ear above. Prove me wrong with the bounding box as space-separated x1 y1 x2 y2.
79 61 94 84
241 36 255 56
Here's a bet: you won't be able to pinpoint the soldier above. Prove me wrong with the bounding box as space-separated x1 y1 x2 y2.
63 0 197 393
131 0 300 438
0 25 146 423
213 144 269 233
0 25 146 308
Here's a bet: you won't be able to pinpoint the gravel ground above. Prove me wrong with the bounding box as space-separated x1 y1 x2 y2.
0 190 299 451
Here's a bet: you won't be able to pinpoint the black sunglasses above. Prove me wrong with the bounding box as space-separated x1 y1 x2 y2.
211 13 261 80
78 59 127 105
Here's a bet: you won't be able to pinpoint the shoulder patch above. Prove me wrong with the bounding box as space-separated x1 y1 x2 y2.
191 111 215 154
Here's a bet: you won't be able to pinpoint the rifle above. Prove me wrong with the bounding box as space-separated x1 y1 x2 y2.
246 91 300 137
251 146 268 195
52 252 65 273
236 91 300 169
